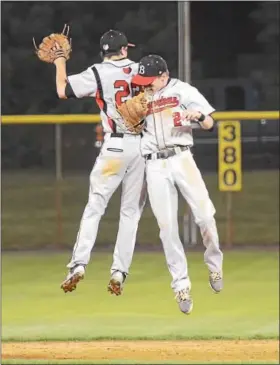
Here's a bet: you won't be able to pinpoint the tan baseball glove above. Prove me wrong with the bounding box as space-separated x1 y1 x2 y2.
33 24 72 64
117 92 149 134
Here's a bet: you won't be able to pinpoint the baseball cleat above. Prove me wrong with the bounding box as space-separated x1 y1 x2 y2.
175 288 193 314
107 271 126 296
209 271 223 293
61 265 85 293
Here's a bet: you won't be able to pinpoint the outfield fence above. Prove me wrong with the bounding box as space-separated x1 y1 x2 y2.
1 111 279 250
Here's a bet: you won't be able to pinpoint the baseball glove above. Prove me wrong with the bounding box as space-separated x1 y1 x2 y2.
33 24 72 64
117 92 148 134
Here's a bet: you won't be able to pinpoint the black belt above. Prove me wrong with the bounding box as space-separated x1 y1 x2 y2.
145 146 190 160
110 133 124 138
110 133 143 138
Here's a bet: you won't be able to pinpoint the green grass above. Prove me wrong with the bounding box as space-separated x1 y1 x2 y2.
1 170 279 249
2 251 279 341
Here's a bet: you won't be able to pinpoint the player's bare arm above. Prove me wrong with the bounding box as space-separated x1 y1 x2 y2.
54 57 68 99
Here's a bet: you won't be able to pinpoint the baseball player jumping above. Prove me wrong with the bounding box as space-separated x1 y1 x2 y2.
45 29 146 295
132 55 224 314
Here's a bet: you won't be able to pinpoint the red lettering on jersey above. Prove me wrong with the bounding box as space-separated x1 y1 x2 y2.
123 67 132 74
147 96 179 115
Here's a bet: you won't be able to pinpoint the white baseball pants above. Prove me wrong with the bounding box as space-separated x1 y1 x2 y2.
67 133 146 275
146 148 223 293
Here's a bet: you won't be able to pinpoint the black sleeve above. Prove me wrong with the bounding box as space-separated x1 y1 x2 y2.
65 82 76 98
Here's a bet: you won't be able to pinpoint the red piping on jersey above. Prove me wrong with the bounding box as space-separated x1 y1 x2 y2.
107 118 114 131
96 90 114 132
95 90 104 110
92 66 117 133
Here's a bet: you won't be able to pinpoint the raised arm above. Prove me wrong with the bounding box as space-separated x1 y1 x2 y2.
53 60 97 100
54 58 68 99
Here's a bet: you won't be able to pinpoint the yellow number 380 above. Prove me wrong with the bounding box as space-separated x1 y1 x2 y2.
218 121 242 191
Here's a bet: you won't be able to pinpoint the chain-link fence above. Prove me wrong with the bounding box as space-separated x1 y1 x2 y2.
1 115 279 250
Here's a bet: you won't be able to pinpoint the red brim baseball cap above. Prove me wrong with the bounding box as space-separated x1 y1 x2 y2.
127 43 135 47
132 54 168 86
132 75 157 86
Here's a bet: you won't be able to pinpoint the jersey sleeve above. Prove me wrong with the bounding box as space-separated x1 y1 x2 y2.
131 62 139 75
130 63 142 96
181 83 215 116
67 68 97 98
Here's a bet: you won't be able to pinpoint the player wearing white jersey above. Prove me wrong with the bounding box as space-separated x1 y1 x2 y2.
132 55 223 314
54 30 146 295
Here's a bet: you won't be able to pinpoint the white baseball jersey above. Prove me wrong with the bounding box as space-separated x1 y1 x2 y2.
141 78 215 155
67 58 139 133
142 78 223 294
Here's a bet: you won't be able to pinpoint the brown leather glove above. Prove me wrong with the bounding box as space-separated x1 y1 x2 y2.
117 92 148 134
33 24 72 64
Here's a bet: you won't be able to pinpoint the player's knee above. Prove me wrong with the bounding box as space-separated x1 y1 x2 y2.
84 195 107 218
195 212 216 228
159 223 179 240
120 205 140 218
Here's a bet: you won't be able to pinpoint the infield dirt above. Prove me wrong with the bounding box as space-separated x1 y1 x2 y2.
2 340 279 362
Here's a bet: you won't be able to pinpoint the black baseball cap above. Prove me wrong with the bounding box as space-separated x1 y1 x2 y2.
100 30 135 54
132 55 168 86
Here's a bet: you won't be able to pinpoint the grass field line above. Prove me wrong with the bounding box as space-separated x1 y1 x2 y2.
2 334 279 342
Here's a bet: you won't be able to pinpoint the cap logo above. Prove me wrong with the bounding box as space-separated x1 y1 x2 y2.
103 44 109 51
139 65 145 75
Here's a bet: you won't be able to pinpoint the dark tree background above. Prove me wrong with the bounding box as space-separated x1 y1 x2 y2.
2 1 179 115
1 1 279 170
1 1 270 115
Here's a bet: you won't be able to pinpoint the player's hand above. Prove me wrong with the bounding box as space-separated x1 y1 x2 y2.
182 109 202 121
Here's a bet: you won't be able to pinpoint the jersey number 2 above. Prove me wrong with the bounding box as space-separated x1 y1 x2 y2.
114 80 130 105
172 112 182 127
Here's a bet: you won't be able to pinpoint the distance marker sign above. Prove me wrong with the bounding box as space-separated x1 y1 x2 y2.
218 121 242 191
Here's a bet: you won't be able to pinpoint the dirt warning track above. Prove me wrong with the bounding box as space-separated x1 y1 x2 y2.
2 340 279 362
